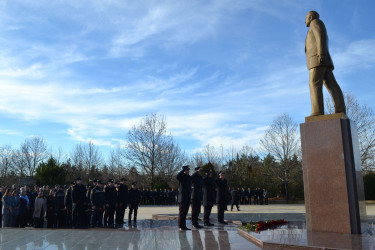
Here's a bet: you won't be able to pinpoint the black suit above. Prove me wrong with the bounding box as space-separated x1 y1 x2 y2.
128 188 141 224
191 172 203 226
203 175 215 224
104 185 117 227
71 184 86 228
177 170 191 229
215 178 228 223
116 184 129 225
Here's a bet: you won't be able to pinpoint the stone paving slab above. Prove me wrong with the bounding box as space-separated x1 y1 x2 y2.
0 220 261 250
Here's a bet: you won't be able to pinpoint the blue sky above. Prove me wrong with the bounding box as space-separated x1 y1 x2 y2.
0 0 374 158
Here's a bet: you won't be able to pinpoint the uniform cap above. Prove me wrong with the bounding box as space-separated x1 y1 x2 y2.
182 165 190 171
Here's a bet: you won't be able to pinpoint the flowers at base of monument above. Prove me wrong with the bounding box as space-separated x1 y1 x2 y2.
243 219 288 232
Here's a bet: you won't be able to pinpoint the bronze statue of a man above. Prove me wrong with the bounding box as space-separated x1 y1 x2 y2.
305 11 346 116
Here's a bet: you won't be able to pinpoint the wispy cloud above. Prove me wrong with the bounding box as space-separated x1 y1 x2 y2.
0 0 373 155
333 39 375 73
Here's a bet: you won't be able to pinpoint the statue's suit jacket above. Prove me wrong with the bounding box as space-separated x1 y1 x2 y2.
305 19 334 70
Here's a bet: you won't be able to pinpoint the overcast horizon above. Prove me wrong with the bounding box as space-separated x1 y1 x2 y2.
0 0 374 159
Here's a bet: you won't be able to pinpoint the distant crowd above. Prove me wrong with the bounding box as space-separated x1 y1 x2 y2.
0 178 268 229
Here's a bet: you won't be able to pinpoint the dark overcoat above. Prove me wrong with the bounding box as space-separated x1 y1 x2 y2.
191 172 204 201
215 178 228 205
177 170 191 204
203 175 215 207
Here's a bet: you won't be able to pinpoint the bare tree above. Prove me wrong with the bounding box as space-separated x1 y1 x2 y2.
159 141 186 185
70 141 103 179
326 93 375 172
17 136 48 176
53 147 67 165
202 144 218 165
0 145 14 177
189 152 204 169
260 113 300 203
83 141 103 176
108 145 127 179
70 143 85 171
125 114 182 188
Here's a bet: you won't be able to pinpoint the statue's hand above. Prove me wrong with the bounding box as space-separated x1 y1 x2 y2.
318 54 326 64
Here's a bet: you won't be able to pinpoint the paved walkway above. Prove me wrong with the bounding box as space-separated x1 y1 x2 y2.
0 220 260 250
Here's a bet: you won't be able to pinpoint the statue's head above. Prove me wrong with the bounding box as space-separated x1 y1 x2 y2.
305 10 320 27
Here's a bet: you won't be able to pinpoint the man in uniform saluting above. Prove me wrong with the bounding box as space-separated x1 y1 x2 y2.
215 172 228 224
203 169 215 226
177 165 192 230
191 167 204 229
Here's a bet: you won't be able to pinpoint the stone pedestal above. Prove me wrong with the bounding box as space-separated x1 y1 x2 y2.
300 114 366 234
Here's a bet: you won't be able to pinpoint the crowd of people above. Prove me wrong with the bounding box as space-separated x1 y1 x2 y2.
0 173 269 230
0 177 141 229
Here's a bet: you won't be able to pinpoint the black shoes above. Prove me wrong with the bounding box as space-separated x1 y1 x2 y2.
218 221 228 225
193 224 203 229
179 227 191 231
204 222 214 226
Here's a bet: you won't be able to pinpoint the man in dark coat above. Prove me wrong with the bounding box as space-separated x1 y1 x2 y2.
176 165 191 230
54 185 66 228
191 167 204 228
71 177 87 228
231 188 240 211
64 182 74 228
247 188 252 205
104 179 117 228
128 182 141 226
116 178 129 226
215 172 228 224
90 180 105 228
203 170 215 226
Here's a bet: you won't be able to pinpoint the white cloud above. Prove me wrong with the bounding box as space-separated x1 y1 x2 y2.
333 39 375 73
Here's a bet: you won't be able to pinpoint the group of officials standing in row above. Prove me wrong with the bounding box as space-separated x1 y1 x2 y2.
177 165 228 230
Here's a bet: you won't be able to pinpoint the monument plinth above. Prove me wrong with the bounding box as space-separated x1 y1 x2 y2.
300 115 366 234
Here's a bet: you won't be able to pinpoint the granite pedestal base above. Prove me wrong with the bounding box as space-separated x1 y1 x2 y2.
300 114 366 234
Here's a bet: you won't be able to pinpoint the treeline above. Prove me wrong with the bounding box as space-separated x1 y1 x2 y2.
0 113 304 201
1 93 374 201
